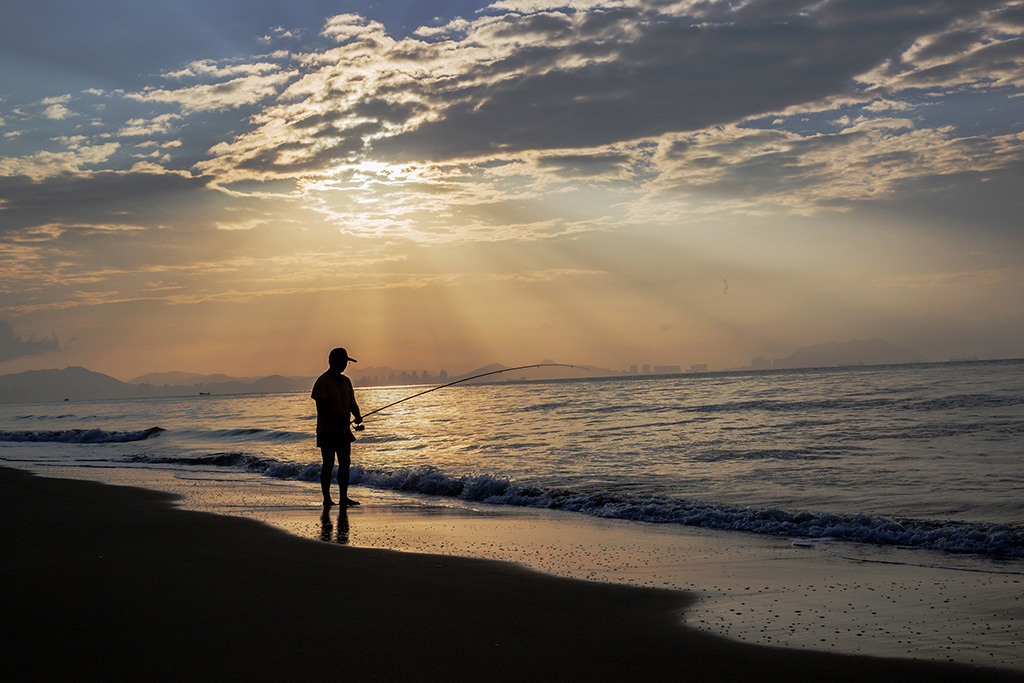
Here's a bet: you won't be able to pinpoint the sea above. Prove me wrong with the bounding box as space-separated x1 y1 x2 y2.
4 359 1024 668
2 359 1022 560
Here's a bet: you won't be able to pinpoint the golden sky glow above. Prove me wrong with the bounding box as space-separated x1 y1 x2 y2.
2 1 1023 378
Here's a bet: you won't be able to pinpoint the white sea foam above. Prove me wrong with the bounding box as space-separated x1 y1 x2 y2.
107 450 1024 558
0 426 164 443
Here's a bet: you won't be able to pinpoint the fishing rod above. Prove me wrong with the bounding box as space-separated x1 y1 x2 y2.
354 363 587 427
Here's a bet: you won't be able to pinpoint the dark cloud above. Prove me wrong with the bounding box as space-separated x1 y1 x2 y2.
352 98 427 124
902 37 1024 86
235 124 377 174
864 156 1024 236
0 171 212 233
956 36 1024 73
0 320 59 363
371 1 1006 162
689 149 835 197
488 11 575 39
913 29 987 61
537 153 632 178
995 5 1024 28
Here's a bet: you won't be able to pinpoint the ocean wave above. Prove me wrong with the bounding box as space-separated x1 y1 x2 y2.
0 426 164 443
204 427 309 442
911 394 1024 410
188 426 410 444
521 401 574 412
126 452 323 480
11 413 80 421
121 451 1024 558
683 392 1023 416
688 397 901 414
347 465 1024 558
689 448 838 462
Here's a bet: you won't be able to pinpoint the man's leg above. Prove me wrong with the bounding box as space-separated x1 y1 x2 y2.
320 446 337 506
337 440 358 506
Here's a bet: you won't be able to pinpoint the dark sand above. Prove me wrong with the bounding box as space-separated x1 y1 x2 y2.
3 467 1021 682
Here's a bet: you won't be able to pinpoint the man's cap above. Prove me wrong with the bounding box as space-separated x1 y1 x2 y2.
329 347 357 363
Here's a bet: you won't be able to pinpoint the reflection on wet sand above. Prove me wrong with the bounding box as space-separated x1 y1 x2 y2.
320 506 350 545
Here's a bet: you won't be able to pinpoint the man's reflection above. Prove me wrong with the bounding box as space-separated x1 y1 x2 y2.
319 505 350 544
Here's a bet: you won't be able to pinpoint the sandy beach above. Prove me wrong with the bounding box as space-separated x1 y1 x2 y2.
3 466 1021 682
33 459 1020 669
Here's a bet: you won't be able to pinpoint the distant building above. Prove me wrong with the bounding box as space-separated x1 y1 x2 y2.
642 364 651 374
630 364 638 375
653 365 682 374
689 364 708 373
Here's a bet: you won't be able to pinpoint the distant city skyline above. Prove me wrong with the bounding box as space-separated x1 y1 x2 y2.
3 1 1023 380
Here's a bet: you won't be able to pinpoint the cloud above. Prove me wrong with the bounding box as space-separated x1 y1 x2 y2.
537 152 632 178
0 143 120 181
124 70 298 113
6 0 1023 247
186 0 1021 226
364 0 1011 161
43 104 72 120
117 114 182 137
858 2 1024 91
0 170 209 233
164 59 285 80
646 122 1024 213
0 319 59 363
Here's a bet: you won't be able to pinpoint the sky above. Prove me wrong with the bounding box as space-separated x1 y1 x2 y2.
1 0 1023 380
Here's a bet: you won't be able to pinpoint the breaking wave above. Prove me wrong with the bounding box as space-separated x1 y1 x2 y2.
0 426 165 443
123 452 1024 559
126 451 322 480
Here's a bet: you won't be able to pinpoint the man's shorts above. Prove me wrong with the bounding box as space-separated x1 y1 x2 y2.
316 431 355 449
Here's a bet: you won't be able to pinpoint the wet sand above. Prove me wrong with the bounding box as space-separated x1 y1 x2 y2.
3 466 1021 682
75 463 1022 669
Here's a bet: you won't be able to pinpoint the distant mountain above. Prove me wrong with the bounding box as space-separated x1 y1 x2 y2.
0 366 137 403
135 374 313 395
774 339 927 369
128 371 262 385
0 366 315 404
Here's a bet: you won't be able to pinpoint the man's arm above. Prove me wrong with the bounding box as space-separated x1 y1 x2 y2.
347 383 362 424
314 398 332 418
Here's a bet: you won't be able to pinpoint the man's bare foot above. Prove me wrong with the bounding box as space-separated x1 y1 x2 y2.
345 498 360 507
323 499 336 507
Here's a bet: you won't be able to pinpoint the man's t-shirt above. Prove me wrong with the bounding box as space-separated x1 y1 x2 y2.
311 371 358 436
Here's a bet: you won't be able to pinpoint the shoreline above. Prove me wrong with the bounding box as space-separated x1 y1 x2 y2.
3 466 1022 682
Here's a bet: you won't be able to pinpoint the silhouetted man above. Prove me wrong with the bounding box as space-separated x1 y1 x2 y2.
311 347 363 507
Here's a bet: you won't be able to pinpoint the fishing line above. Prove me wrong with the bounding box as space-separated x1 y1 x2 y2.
355 363 587 426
